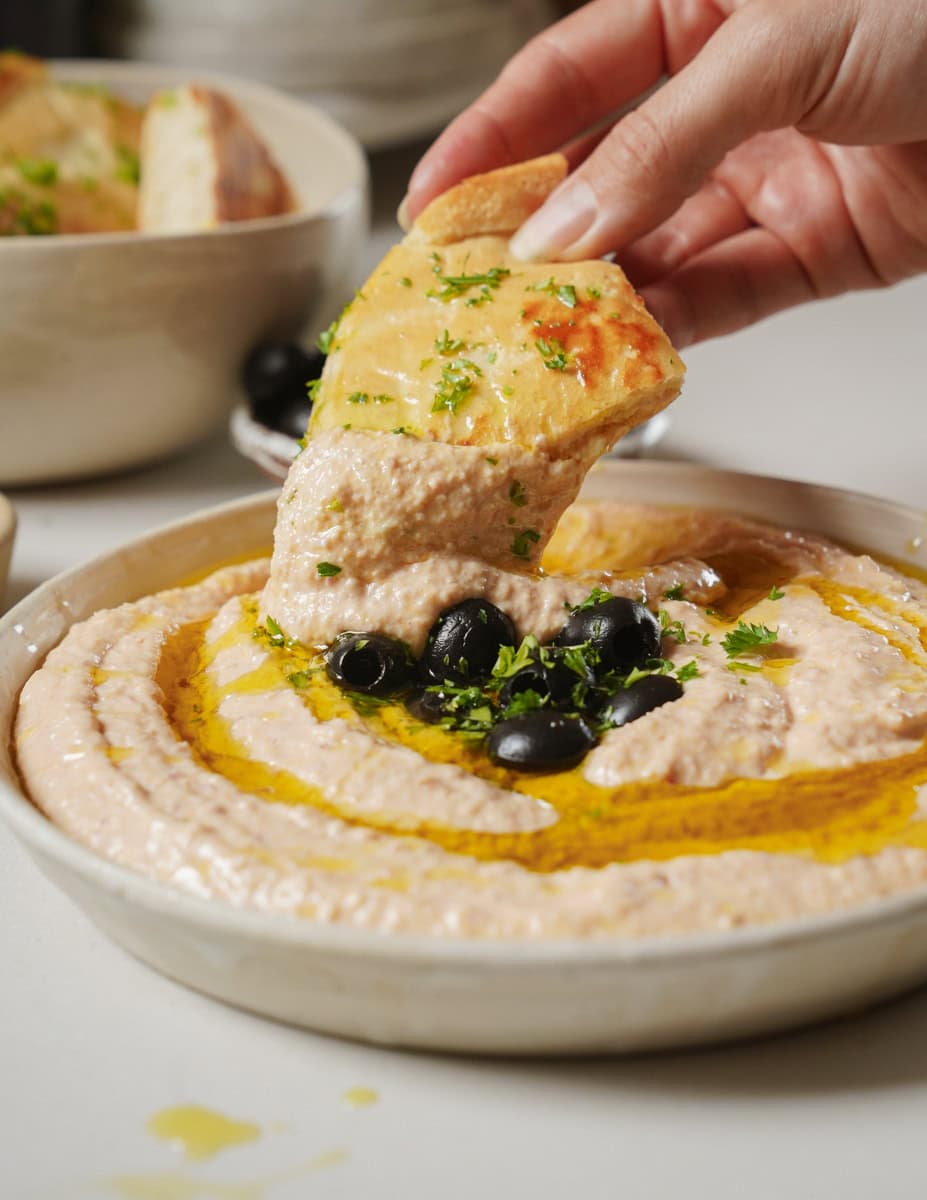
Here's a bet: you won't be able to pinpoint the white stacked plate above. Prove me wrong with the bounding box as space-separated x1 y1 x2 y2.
93 0 558 147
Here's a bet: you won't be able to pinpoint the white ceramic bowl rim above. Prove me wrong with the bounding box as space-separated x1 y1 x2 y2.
0 58 368 250
4 467 927 970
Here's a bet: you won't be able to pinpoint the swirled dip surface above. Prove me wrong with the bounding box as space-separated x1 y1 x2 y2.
15 428 927 939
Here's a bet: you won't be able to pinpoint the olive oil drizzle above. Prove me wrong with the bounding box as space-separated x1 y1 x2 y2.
156 563 927 873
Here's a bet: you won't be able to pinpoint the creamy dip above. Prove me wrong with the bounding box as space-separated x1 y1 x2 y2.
15 428 927 938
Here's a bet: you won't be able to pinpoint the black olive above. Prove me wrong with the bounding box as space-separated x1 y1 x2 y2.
242 341 325 430
421 599 516 685
599 674 684 728
498 648 593 711
325 632 413 696
488 712 598 772
555 596 661 673
272 398 315 440
405 687 450 724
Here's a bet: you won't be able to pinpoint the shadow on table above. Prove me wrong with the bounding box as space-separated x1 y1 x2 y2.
440 983 927 1098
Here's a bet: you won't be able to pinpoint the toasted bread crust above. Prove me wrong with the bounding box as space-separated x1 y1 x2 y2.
406 154 567 245
310 155 683 461
194 86 293 223
0 52 46 109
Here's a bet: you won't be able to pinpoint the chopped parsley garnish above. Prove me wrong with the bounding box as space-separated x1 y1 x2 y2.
0 189 57 236
316 561 342 577
587 286 602 299
721 621 779 657
287 670 311 689
347 392 369 404
434 329 464 354
17 158 57 186
432 358 481 414
264 616 287 646
115 144 140 185
675 660 701 682
569 586 613 613
427 255 511 305
511 529 541 560
307 378 322 403
317 296 358 354
502 688 546 719
508 480 527 507
527 277 578 308
769 585 785 601
325 497 343 512
373 394 396 404
317 317 340 354
399 276 412 288
392 426 412 436
536 337 572 372
491 636 541 680
658 609 688 644
663 584 685 601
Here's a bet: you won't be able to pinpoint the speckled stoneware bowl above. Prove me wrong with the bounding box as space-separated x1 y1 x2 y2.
2 461 927 1055
0 60 368 486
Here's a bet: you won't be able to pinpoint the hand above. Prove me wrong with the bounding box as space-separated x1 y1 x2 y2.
403 0 927 347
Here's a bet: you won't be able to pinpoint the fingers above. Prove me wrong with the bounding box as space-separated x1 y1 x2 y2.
619 177 753 288
509 0 851 262
404 0 726 221
640 227 820 348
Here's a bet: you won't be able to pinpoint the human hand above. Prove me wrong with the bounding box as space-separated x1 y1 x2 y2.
403 0 927 347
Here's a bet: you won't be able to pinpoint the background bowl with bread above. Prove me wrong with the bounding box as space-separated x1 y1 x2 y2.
0 55 368 486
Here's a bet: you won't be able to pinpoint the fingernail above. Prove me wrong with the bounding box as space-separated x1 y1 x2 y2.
397 195 412 231
509 179 597 262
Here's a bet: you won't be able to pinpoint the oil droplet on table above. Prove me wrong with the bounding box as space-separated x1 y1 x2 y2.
103 1151 349 1200
342 1087 379 1109
146 1106 261 1162
104 1170 262 1200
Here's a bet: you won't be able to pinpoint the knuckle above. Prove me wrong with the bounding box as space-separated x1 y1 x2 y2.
605 106 678 195
501 30 603 131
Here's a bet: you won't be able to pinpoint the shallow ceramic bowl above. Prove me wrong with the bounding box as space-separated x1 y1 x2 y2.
0 60 368 486
3 462 927 1055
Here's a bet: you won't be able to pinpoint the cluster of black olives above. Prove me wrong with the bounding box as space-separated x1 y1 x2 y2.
242 341 324 438
324 593 685 772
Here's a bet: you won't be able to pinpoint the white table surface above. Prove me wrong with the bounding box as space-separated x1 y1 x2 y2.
3 138 927 1199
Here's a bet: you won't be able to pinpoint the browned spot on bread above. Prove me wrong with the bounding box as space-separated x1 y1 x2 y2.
195 86 293 223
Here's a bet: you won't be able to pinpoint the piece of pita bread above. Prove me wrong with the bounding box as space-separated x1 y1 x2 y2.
308 154 684 460
0 54 142 235
138 85 294 233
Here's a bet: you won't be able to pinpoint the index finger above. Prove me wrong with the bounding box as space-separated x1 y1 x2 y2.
404 0 728 221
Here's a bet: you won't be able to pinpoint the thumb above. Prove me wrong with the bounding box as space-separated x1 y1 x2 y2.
509 0 849 262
